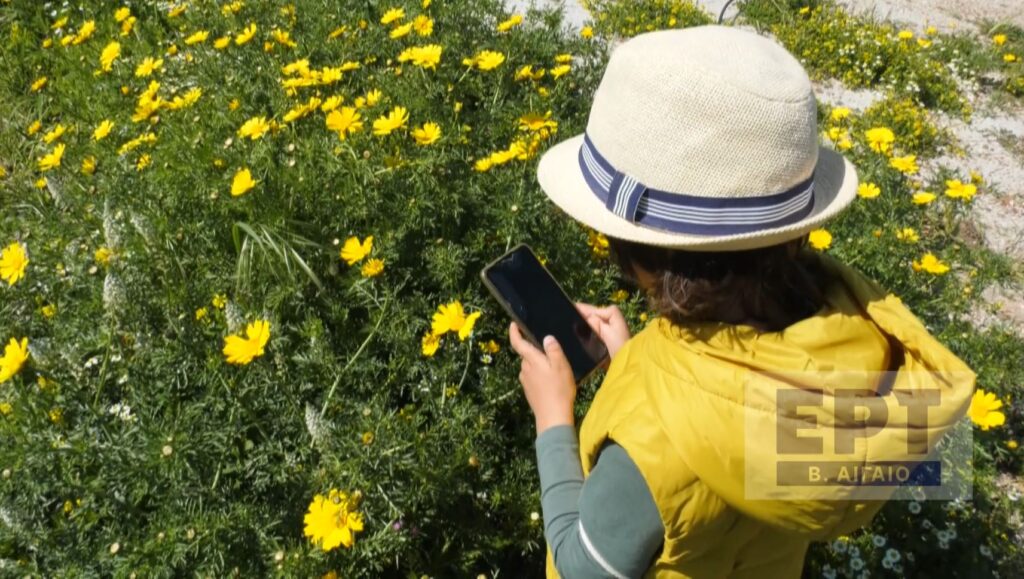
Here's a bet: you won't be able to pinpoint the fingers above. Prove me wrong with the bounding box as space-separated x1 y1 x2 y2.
576 302 624 324
542 335 573 378
509 321 544 364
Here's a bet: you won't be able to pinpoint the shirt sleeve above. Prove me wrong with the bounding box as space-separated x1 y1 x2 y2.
535 425 665 578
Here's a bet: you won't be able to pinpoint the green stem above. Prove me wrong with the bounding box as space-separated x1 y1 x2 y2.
319 291 392 418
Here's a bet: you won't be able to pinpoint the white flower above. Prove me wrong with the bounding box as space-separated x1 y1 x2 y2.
107 402 136 422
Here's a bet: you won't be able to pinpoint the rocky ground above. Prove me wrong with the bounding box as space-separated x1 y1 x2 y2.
509 0 1024 335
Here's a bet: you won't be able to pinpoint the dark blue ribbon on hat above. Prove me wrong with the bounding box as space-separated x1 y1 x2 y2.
578 133 816 235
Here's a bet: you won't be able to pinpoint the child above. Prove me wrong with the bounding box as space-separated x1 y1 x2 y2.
508 25 975 578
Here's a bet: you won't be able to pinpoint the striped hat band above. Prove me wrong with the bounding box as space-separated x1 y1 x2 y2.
578 133 816 236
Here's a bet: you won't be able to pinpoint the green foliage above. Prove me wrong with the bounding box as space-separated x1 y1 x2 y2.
580 0 712 39
740 0 973 116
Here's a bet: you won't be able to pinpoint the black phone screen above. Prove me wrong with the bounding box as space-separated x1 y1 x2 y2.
483 245 609 383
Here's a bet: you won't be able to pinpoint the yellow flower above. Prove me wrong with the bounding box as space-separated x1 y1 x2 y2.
497 14 523 32
423 0 432 8
35 178 47 189
272 29 297 47
912 191 936 205
969 389 1005 431
185 30 209 45
340 235 373 265
422 332 441 356
31 76 48 92
72 20 96 45
944 179 977 201
120 16 136 36
237 116 271 140
926 26 937 36
0 338 29 383
411 122 441 145
93 120 114 141
610 289 629 303
0 243 29 286
865 127 895 154
99 40 121 72
231 168 257 197
808 228 832 250
361 258 385 278
325 108 363 140
168 3 187 17
895 227 919 243
214 36 231 50
114 7 132 22
136 153 152 171
0 402 11 416
372 106 409 136
303 489 365 551
581 26 593 39
364 89 383 107
889 154 918 175
212 294 228 309
829 107 851 122
466 50 505 71
235 23 257 45
917 38 932 48
38 144 65 172
48 408 63 424
82 156 97 175
413 15 433 36
897 29 913 40
1004 53 1017 63
430 301 481 340
321 96 343 113
94 247 113 267
42 124 66 145
550 64 571 79
27 120 42 136
390 22 413 39
857 182 881 199
222 320 271 365
195 307 208 321
993 34 1007 46
515 65 545 81
135 57 163 78
381 7 405 25
361 431 375 445
912 253 950 275
397 44 443 69
41 304 57 318
1008 440 1019 450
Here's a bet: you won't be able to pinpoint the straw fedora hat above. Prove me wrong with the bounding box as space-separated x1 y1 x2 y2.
536 25 859 251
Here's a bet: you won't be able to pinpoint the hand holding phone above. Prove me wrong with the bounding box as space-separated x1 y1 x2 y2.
481 244 610 383
575 302 631 366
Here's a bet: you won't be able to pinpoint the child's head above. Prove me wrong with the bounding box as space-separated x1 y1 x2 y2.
607 234 828 331
535 26 861 297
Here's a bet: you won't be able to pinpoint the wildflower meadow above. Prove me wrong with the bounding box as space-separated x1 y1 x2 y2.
1 0 1023 576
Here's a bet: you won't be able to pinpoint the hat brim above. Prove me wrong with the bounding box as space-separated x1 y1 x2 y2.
536 133 859 251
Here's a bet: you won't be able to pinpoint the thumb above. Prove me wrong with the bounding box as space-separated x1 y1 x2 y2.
543 335 565 361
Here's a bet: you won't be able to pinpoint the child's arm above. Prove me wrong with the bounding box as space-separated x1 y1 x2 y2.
537 425 664 578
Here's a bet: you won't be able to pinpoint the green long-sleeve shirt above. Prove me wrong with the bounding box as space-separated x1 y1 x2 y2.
535 425 665 578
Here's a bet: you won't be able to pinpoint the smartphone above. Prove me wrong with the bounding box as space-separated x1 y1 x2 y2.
481 243 609 383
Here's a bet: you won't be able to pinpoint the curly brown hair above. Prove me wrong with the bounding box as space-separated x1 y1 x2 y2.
606 235 832 332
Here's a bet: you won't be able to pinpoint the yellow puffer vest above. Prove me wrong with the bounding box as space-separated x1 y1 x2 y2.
545 252 975 578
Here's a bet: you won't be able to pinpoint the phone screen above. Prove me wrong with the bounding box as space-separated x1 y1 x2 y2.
483 245 609 383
